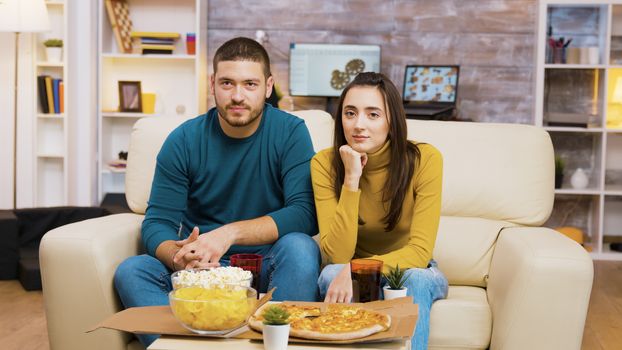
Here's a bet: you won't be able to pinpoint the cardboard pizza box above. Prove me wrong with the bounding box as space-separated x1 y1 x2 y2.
88 291 418 345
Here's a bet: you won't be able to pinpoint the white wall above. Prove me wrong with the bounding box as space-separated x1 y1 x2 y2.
67 0 98 206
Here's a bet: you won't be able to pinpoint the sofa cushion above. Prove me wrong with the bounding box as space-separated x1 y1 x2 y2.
406 120 554 226
126 117 186 214
434 216 516 287
429 286 492 350
289 109 334 152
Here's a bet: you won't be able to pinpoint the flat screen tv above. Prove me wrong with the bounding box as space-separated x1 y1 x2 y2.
289 43 381 97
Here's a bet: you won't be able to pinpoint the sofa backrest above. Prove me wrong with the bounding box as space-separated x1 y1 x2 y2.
126 117 186 214
292 110 555 226
125 110 334 214
126 110 555 287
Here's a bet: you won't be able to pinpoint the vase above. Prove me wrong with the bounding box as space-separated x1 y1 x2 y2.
383 286 408 300
263 324 290 350
570 168 589 189
45 47 62 62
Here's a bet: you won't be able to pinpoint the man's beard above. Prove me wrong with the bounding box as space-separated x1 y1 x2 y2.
215 99 263 128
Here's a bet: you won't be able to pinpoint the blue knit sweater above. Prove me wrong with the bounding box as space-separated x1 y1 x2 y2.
141 104 318 257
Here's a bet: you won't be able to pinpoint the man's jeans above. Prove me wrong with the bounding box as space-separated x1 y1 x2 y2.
318 260 448 350
114 232 321 347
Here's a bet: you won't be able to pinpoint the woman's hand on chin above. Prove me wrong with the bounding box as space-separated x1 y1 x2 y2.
339 145 367 191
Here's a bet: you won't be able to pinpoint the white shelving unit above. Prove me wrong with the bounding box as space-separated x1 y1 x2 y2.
32 0 68 207
97 0 208 202
535 0 622 260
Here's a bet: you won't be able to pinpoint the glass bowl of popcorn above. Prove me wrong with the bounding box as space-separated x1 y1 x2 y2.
171 267 253 290
169 284 257 334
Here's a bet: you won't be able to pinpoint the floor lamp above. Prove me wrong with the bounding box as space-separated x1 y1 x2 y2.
0 0 49 208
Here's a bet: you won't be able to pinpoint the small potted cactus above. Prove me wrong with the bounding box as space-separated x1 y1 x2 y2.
43 38 63 62
261 305 290 350
382 264 408 300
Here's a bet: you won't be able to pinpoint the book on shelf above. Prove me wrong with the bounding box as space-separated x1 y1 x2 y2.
130 32 180 54
37 75 49 114
108 159 127 172
45 76 54 114
59 81 64 113
142 49 173 55
52 79 60 114
141 44 175 51
140 38 175 45
37 75 63 114
545 112 592 128
130 31 180 39
141 44 174 54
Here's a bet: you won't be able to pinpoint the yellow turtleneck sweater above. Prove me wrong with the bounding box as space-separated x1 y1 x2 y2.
310 141 443 271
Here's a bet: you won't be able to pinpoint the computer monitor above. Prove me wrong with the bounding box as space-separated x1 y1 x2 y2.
403 65 459 104
289 43 381 97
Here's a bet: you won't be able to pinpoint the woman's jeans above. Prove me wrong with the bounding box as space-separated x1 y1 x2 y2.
318 260 448 350
114 232 321 347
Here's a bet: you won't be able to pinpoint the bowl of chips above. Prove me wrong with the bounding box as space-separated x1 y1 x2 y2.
169 284 257 334
171 267 253 290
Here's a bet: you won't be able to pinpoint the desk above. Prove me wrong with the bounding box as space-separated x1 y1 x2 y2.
149 336 409 350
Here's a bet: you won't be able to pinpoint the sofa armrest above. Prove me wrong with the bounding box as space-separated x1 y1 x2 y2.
487 227 593 350
40 213 144 350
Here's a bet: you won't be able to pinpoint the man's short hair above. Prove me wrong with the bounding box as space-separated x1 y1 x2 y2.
213 37 271 78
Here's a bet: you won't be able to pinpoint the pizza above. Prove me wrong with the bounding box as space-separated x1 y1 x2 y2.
248 303 391 341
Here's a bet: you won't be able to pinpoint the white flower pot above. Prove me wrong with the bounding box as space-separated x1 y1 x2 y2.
383 286 408 300
263 324 290 350
45 47 62 62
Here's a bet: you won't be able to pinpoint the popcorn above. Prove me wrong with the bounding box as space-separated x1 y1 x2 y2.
172 267 253 289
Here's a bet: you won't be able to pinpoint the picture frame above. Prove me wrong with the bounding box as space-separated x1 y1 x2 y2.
118 81 142 112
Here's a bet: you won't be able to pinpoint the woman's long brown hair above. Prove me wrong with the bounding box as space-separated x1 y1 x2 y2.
331 72 420 232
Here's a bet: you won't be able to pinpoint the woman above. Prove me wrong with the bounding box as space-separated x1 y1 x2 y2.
311 72 448 349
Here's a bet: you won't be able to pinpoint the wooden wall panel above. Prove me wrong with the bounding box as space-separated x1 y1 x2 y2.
207 0 538 123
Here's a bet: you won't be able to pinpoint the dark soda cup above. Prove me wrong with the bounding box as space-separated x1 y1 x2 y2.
350 258 383 302
230 254 262 292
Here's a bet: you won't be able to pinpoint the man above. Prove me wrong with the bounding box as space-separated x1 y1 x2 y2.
114 37 321 346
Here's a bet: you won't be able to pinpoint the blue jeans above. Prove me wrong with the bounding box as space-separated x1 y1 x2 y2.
318 260 448 350
114 232 321 347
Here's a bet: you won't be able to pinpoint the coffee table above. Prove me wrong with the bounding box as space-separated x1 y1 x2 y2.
148 336 409 350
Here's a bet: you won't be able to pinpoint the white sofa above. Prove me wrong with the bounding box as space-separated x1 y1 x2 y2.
40 110 594 350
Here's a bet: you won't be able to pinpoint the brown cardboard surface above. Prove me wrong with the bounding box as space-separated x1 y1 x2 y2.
89 296 417 345
87 288 275 338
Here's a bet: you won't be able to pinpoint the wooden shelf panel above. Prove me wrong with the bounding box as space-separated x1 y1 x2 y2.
544 64 606 69
554 188 602 195
37 153 65 159
37 113 65 119
102 112 155 118
36 61 64 67
544 126 604 133
102 53 196 60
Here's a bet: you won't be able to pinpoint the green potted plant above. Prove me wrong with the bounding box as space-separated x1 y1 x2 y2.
382 264 408 300
555 155 565 189
261 305 290 350
43 39 63 62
